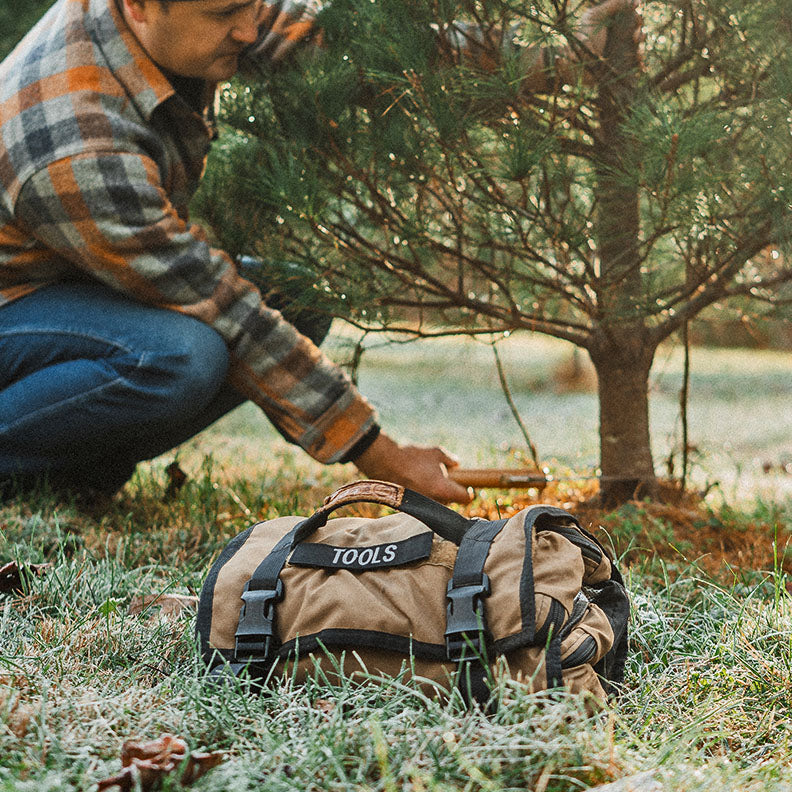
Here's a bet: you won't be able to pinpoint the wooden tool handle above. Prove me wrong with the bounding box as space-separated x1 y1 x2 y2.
449 468 548 489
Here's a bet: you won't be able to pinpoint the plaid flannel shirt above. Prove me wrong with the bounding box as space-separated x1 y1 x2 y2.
0 0 517 463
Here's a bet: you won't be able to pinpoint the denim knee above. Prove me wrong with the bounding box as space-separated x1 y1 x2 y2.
0 286 235 483
123 317 231 422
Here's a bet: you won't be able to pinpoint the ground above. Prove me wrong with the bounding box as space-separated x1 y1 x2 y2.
2 331 792 791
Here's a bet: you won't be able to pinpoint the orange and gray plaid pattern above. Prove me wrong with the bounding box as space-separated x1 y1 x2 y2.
0 0 516 462
0 0 379 463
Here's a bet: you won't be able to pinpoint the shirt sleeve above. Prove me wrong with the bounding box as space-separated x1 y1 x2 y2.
239 0 325 71
239 0 523 74
14 149 378 464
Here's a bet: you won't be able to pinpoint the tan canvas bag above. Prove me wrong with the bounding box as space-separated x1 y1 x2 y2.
196 481 629 704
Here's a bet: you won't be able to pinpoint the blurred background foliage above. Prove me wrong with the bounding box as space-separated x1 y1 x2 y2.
0 0 53 59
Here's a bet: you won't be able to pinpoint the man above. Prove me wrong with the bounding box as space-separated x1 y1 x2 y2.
0 0 638 503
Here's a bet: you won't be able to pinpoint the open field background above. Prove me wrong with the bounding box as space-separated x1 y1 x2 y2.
2 330 792 791
196 330 792 504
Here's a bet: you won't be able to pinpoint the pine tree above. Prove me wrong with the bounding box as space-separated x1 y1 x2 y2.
200 0 792 504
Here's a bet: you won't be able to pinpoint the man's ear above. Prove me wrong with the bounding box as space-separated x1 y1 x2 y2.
120 0 151 24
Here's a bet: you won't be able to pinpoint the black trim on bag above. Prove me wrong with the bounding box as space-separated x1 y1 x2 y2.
590 580 631 691
561 636 598 669
209 620 607 676
196 523 257 666
519 513 537 642
558 592 591 643
534 598 565 648
537 597 566 688
288 532 433 571
537 522 604 565
490 631 532 655
545 635 563 688
214 624 599 669
518 507 571 641
276 629 448 662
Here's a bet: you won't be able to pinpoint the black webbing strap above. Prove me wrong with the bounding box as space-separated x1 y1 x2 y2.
234 483 475 665
233 524 302 664
445 518 507 708
400 489 472 545
545 635 563 690
519 506 577 690
519 509 541 642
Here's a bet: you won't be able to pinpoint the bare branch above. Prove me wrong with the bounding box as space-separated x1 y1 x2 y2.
650 222 775 343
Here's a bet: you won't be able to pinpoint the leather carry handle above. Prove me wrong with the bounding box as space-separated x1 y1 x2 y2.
233 481 475 664
292 480 474 546
322 480 406 512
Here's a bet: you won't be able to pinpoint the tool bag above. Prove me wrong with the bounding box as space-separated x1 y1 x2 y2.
196 480 629 704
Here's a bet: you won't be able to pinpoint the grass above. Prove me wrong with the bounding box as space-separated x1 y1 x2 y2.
2 333 792 790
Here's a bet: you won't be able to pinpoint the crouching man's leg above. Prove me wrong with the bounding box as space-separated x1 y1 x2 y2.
0 281 238 495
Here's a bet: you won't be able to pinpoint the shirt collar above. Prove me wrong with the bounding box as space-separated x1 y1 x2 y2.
87 0 177 120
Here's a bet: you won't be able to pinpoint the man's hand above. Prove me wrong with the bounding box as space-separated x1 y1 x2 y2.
353 433 473 504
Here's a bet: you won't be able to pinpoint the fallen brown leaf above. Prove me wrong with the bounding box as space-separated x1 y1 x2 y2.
96 734 224 790
128 593 199 619
165 461 188 498
587 772 661 792
0 561 50 593
0 688 32 738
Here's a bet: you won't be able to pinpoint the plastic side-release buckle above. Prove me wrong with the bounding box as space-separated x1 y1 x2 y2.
234 579 284 662
444 573 491 662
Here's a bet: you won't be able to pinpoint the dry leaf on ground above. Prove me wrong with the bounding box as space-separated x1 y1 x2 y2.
0 561 50 593
165 461 189 498
128 593 199 619
0 688 32 738
96 734 224 790
587 772 662 792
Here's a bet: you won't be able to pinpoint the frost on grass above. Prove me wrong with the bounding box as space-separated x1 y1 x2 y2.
3 469 792 790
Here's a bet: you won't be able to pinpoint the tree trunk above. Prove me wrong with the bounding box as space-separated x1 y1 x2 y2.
591 8 649 507
589 336 657 507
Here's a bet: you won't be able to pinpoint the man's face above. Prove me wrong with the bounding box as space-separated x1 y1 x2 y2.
124 0 261 82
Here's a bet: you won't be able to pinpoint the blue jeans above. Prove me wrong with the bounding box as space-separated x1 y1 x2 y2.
0 277 331 493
